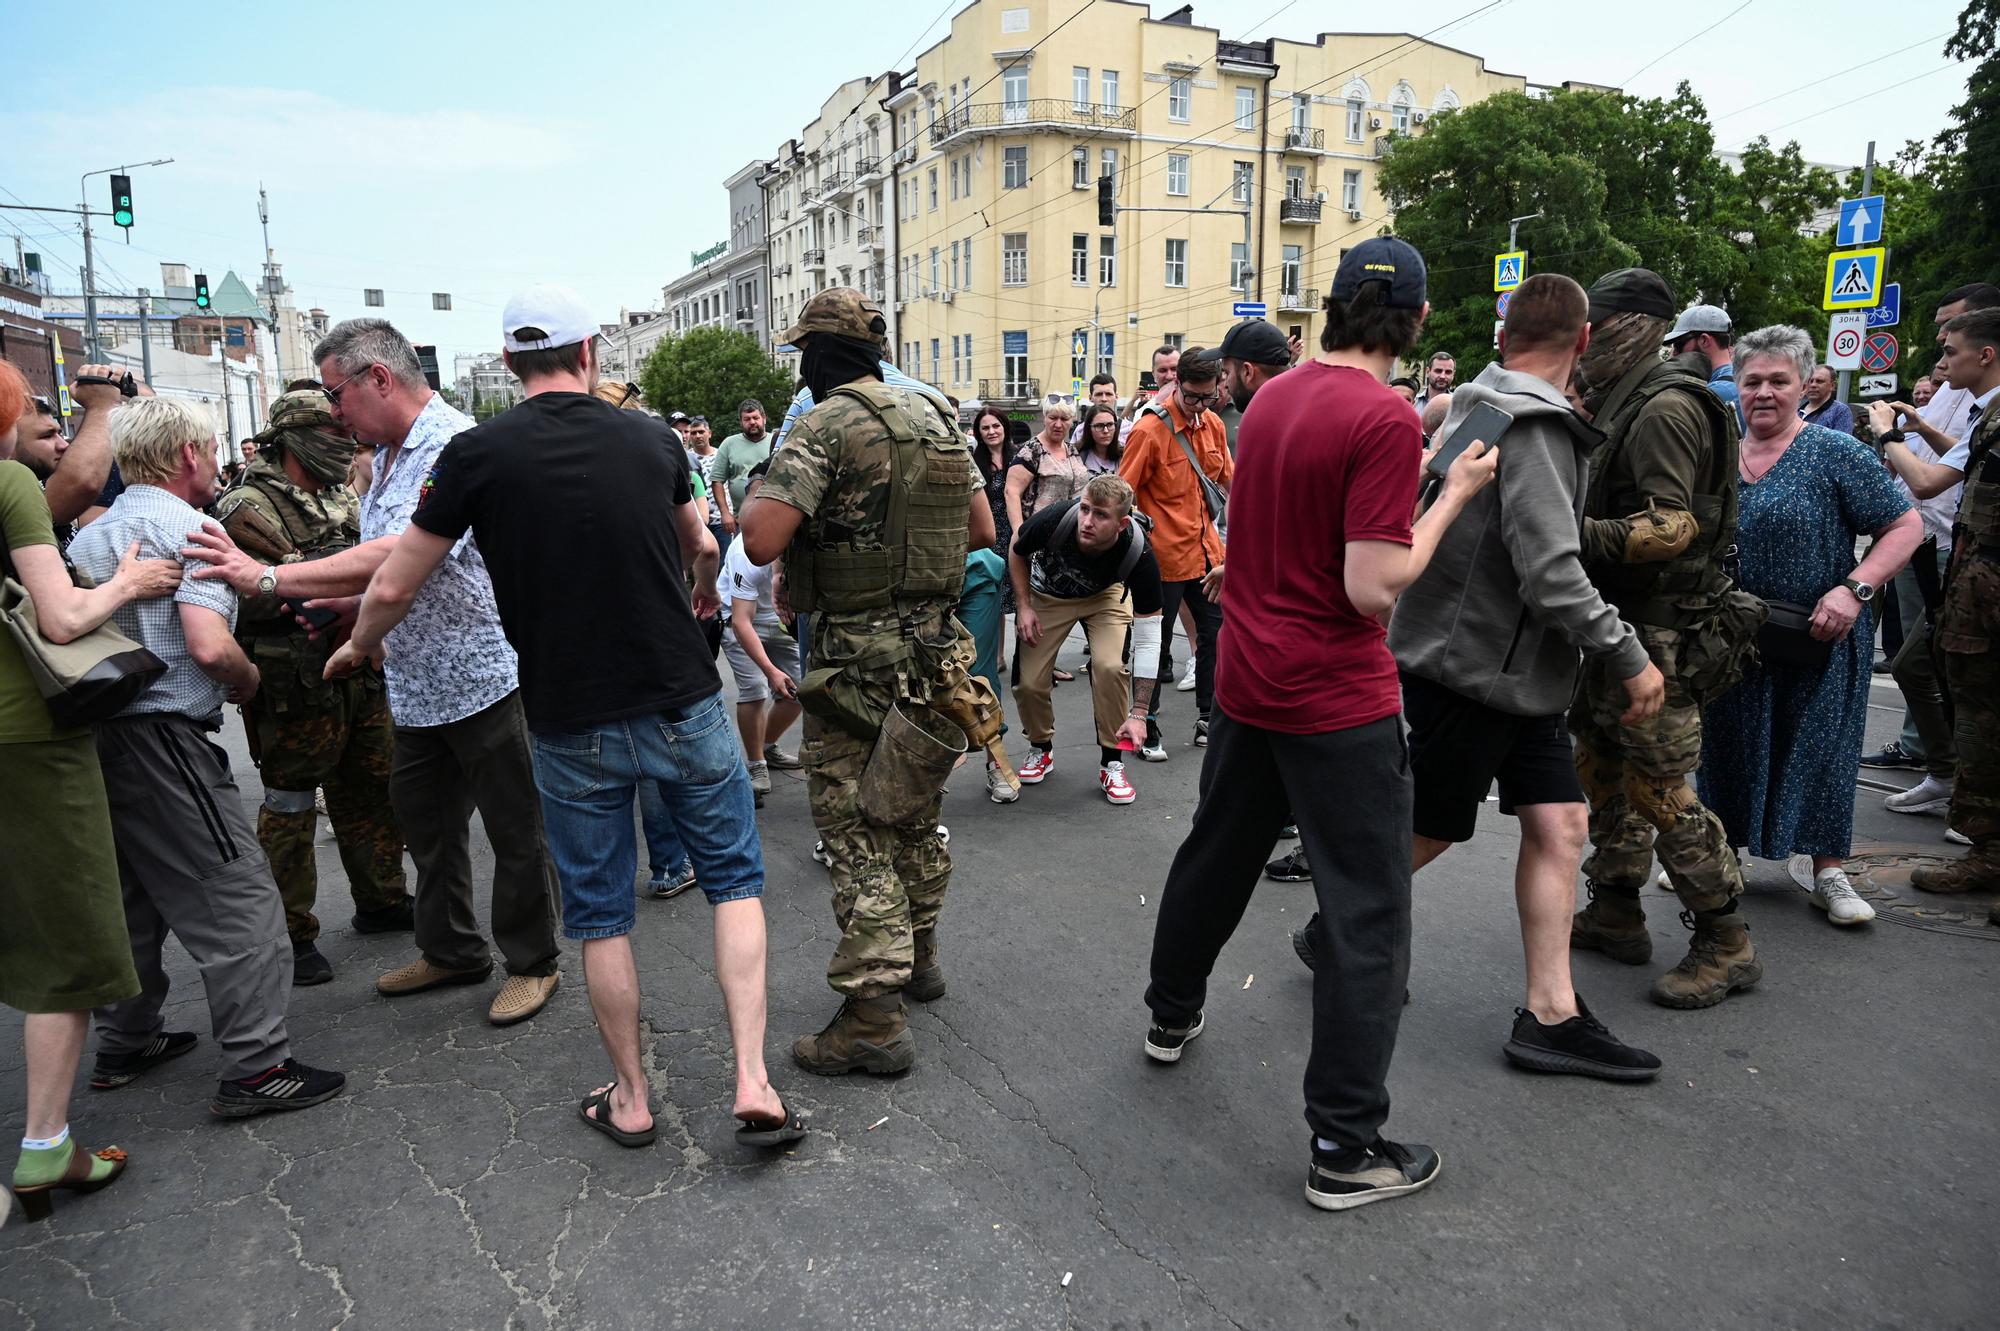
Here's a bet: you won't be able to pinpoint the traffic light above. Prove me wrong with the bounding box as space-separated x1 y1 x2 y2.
109 174 133 230
194 273 211 309
1097 174 1115 227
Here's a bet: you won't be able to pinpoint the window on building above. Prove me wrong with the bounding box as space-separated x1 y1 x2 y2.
1097 331 1115 378
950 157 960 200
1166 154 1189 196
1230 242 1249 291
962 334 973 382
1161 332 1184 351
949 240 960 290
1346 98 1364 141
1393 99 1411 133
960 236 972 288
1073 66 1091 112
1285 165 1306 199
1004 334 1029 396
1342 169 1361 212
1169 76 1191 122
931 338 941 384
1235 86 1256 131
951 334 961 383
1003 67 1028 121
1282 243 1301 296
1232 161 1253 203
1004 145 1028 189
1292 94 1310 130
1002 233 1028 286
928 168 938 210
1072 233 1089 285
1099 235 1117 285
1100 147 1119 186
1164 238 1187 287
929 246 940 291
1072 146 1090 188
1101 70 1119 110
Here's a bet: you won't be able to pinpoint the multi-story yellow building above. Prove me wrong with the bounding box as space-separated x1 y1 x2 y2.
881 0 1532 407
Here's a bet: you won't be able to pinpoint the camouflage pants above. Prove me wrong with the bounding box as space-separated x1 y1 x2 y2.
803 612 955 999
250 673 408 943
1570 627 1743 913
1945 649 2000 851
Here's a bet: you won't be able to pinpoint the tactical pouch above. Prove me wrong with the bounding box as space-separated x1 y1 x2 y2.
796 637 912 740
1679 586 1770 704
1755 600 1832 673
857 701 967 827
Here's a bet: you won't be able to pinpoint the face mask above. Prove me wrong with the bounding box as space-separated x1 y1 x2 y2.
1576 313 1670 411
274 429 357 486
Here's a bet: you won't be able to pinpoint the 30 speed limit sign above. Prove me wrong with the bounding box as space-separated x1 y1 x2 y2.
1827 312 1867 370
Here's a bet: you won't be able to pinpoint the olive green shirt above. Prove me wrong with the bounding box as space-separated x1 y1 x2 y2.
710 431 776 517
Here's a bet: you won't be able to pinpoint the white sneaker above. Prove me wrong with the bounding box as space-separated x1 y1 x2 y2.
986 764 1020 804
1806 866 1875 925
1176 659 1197 692
1946 827 1972 846
1885 776 1953 815
812 840 833 868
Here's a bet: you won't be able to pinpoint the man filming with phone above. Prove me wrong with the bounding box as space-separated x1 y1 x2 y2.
1292 273 1665 1081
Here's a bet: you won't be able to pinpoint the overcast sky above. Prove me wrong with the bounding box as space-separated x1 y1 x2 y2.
0 0 1971 368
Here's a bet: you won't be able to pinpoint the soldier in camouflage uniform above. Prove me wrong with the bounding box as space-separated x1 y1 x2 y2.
1912 308 2000 919
1567 269 1763 1008
214 387 412 985
739 289 994 1075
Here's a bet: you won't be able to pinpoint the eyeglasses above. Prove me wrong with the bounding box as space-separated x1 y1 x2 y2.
322 364 379 406
1179 387 1222 405
1091 418 1118 430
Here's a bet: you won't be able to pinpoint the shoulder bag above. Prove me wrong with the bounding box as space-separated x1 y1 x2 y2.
0 545 166 728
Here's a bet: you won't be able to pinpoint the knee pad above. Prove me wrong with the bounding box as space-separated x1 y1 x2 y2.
1627 776 1696 831
262 787 318 815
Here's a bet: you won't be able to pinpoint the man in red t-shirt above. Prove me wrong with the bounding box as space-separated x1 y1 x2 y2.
1141 237 1498 1213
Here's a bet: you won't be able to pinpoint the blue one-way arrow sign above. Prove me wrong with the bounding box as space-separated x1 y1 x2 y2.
1838 194 1884 247
1231 302 1267 318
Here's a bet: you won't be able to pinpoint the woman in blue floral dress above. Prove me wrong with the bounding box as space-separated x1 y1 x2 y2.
1698 326 1923 926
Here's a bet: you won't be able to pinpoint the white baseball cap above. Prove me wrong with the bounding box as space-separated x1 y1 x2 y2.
502 283 600 353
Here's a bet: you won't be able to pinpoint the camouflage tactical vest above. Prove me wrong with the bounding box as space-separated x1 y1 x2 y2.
1586 358 1742 623
214 460 362 707
786 380 976 614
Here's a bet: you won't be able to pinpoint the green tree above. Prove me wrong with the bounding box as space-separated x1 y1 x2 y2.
1376 85 1835 377
638 326 794 429
438 384 465 410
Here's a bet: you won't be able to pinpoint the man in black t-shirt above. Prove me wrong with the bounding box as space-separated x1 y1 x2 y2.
1009 472 1163 805
329 283 806 1151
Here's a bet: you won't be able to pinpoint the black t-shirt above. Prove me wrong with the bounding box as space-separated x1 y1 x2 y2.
1012 500 1162 613
412 392 715 731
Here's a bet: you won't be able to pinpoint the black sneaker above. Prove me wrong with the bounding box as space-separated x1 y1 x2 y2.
650 863 698 900
1143 1011 1204 1064
1193 718 1210 747
1305 1136 1442 1212
1292 918 1319 969
90 1030 198 1090
1266 847 1312 882
292 940 334 987
211 1058 346 1118
351 896 416 934
1859 742 1923 771
1502 994 1662 1082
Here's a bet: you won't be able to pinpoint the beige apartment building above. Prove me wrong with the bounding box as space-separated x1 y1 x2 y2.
882 0 1531 407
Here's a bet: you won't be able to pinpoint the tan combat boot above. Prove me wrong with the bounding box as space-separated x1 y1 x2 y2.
792 994 915 1076
1570 882 1652 965
906 932 946 1003
1910 852 2000 896
1650 910 1762 1009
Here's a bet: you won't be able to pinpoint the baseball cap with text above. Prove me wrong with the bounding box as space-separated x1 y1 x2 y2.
502 283 600 353
1330 237 1427 310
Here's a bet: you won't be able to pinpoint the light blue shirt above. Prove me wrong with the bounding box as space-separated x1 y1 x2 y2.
774 360 942 445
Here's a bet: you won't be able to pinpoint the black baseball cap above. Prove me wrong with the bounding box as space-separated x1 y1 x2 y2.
1330 237 1427 309
1587 268 1677 324
1216 319 1291 367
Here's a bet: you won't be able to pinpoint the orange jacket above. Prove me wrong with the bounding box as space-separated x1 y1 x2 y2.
1118 393 1231 582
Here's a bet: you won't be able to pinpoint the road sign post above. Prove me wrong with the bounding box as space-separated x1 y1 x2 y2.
1827 312 1867 370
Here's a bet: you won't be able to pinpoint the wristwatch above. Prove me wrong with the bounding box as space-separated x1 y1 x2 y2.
256 565 279 598
1842 577 1876 603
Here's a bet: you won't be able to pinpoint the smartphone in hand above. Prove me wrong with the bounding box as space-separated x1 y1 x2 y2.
1426 402 1514 480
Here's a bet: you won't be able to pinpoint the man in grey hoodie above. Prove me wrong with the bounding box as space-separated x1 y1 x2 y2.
1296 274 1667 1080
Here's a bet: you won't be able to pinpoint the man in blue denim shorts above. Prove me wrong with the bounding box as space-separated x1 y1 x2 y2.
329 283 806 1150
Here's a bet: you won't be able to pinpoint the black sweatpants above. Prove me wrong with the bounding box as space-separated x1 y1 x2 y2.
1153 578 1219 732
1145 710 1412 1150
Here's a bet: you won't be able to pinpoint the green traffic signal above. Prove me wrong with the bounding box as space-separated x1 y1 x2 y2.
194 272 211 309
109 174 133 229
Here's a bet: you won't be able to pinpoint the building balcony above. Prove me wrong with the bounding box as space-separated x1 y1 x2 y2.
1284 126 1324 151
854 155 883 180
1279 196 1323 224
1279 287 1320 312
979 377 1040 404
932 99 1136 148
821 171 850 198
803 249 826 270
1374 135 1395 159
857 226 882 252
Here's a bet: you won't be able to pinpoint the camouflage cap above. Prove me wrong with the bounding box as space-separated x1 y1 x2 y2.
781 287 888 350
264 387 340 434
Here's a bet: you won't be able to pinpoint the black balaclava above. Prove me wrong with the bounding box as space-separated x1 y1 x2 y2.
802 332 885 404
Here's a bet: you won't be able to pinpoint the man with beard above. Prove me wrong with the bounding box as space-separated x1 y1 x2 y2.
711 400 774 541
212 387 412 986
1567 268 1759 1010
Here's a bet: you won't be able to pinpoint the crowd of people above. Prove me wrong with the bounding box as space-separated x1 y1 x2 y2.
4 245 1995 1222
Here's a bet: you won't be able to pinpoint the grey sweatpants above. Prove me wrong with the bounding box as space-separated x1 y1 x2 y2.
93 714 292 1081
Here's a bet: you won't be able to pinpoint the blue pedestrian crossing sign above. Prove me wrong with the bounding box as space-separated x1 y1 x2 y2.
1837 195 1885 248
1231 301 1267 318
1823 247 1886 311
1493 251 1526 292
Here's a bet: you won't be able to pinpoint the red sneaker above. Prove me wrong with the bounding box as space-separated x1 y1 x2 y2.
1100 760 1136 805
1019 749 1056 784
